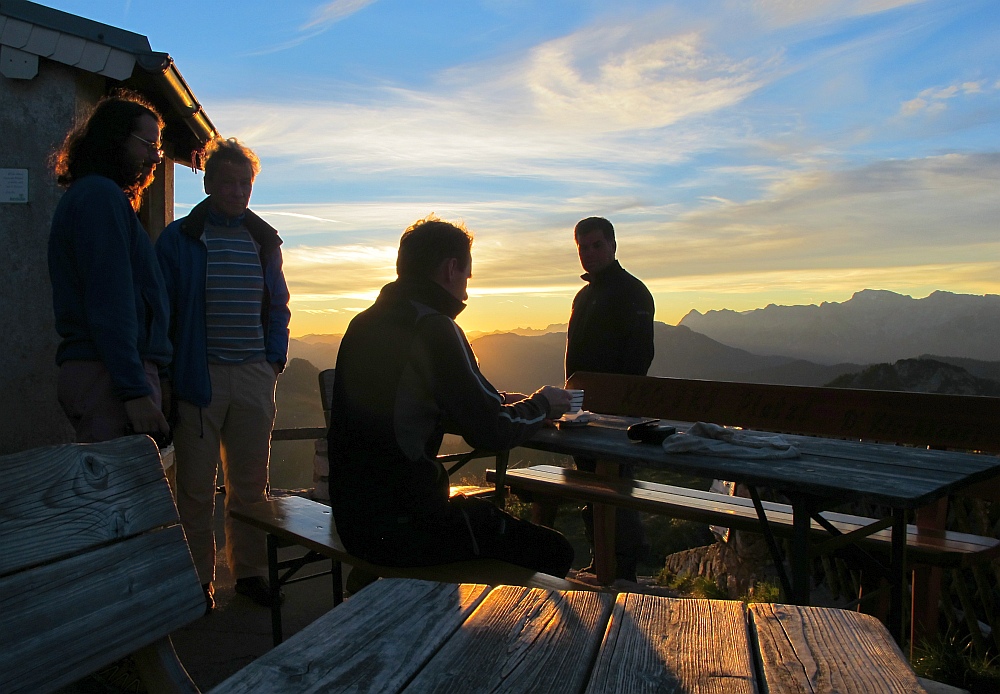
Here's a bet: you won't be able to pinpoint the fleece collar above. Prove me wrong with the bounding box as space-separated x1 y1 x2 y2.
380 277 466 319
179 197 282 251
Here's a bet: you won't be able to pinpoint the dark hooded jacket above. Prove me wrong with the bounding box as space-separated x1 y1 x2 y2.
328 277 552 526
565 260 654 379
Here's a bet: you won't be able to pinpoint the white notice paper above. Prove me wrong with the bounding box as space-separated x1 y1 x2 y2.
0 169 28 203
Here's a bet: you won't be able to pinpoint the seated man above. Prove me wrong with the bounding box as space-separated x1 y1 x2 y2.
327 216 574 577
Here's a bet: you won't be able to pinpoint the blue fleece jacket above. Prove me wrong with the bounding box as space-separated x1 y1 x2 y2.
155 198 291 407
48 175 171 400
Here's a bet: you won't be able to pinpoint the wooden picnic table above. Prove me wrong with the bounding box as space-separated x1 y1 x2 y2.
517 415 1000 641
210 577 928 693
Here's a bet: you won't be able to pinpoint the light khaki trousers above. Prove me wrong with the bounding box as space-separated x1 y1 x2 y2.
174 361 277 583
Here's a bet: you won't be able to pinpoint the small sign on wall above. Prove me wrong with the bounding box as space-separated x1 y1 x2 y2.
0 169 29 203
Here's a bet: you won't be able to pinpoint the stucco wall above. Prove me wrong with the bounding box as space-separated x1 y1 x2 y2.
0 61 103 453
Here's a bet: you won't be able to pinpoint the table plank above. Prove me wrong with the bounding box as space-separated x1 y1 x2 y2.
750 603 928 693
405 586 614 693
587 593 757 694
209 579 488 694
524 421 1000 509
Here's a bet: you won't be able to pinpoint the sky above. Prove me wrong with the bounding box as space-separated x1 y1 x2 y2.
41 0 1000 336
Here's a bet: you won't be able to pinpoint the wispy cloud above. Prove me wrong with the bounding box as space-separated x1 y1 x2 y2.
749 0 929 28
302 0 378 30
218 20 773 184
250 0 379 55
900 80 992 116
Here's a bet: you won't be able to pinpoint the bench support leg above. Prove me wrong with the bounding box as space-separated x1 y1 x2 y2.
493 450 509 509
887 507 907 643
748 486 793 600
333 558 344 606
268 533 283 646
530 496 559 527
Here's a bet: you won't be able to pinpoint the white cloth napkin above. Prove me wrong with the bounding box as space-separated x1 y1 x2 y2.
662 421 800 459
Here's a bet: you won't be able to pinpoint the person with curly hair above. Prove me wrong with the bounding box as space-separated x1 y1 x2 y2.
48 90 171 444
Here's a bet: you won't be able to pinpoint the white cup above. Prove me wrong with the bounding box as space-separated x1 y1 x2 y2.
566 389 585 413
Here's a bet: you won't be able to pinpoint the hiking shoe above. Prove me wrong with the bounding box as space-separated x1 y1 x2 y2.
235 576 284 607
202 583 215 615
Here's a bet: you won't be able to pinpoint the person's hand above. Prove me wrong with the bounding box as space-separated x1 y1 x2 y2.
536 385 571 419
271 362 282 377
124 396 170 438
502 391 528 404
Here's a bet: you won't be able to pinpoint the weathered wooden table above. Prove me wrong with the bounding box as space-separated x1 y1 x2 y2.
210 577 927 693
519 416 1000 640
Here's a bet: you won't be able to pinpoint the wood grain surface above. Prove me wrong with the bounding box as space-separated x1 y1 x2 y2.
1 528 204 693
523 419 1000 509
0 435 178 576
209 579 488 693
587 593 757 694
405 586 614 693
750 603 928 693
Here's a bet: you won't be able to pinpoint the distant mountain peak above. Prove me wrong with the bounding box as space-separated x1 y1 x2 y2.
679 289 1000 364
849 288 913 302
827 357 1000 396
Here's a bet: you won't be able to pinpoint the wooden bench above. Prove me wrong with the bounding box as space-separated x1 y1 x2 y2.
0 436 205 694
517 371 1000 646
231 494 599 645
0 436 596 693
488 464 1000 568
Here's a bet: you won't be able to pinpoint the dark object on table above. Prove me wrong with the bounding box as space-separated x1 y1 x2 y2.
626 419 676 444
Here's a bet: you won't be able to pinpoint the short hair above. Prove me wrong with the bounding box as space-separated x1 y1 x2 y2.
52 89 163 197
203 137 261 182
574 217 616 244
397 215 473 279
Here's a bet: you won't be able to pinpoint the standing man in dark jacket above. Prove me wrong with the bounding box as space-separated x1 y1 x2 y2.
566 216 655 582
328 216 574 577
48 91 171 444
156 138 290 613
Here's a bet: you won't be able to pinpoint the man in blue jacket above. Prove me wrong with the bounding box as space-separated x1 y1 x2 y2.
49 90 171 444
156 138 290 613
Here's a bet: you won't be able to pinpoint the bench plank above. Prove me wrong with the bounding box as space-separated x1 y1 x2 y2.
0 524 204 693
0 436 180 576
231 495 597 592
0 436 205 694
494 466 1000 567
406 586 613 693
587 593 756 694
209 579 488 693
750 603 928 693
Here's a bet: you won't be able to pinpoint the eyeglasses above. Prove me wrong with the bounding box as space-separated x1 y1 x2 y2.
130 132 164 157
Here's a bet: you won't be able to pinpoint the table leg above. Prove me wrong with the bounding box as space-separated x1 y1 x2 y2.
268 533 283 645
790 497 812 605
888 508 907 643
592 459 618 585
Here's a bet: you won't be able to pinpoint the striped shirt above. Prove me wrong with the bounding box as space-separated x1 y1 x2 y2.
204 221 266 364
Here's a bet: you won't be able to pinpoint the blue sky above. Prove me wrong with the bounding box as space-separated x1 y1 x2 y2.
41 0 1000 335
